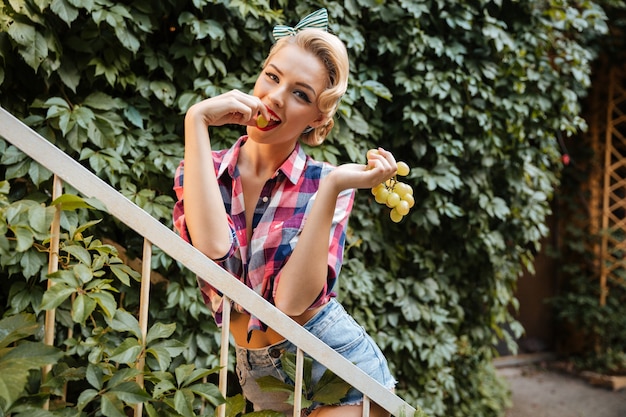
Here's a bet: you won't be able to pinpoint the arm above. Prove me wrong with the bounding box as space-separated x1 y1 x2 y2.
274 148 397 316
182 91 270 259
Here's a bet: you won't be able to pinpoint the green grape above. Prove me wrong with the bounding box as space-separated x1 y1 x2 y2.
375 186 390 204
366 151 414 222
396 200 410 216
397 161 410 176
372 183 383 196
257 115 269 128
390 208 403 223
386 192 400 208
402 193 415 208
395 182 411 198
367 148 379 160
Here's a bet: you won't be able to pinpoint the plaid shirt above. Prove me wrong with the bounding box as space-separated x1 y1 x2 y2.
173 136 355 338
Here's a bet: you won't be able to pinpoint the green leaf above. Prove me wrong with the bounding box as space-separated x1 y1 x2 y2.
224 393 246 417
255 375 293 394
20 31 48 71
26 204 52 234
0 359 30 410
146 345 172 371
279 351 312 390
86 363 104 390
123 106 143 128
101 391 127 417
28 162 52 186
174 364 195 387
83 92 121 110
72 293 97 323
108 309 141 338
58 59 81 92
109 381 151 404
40 283 76 311
311 368 352 405
77 388 99 411
109 263 138 286
108 338 142 364
72 263 94 284
114 23 140 52
149 81 176 106
0 342 62 409
19 249 46 279
145 322 176 345
0 314 39 350
51 0 79 25
187 383 224 406
151 378 176 399
90 291 117 318
173 388 195 417
71 218 104 238
61 245 91 266
51 194 97 211
12 225 34 252
108 367 140 387
0 180 9 194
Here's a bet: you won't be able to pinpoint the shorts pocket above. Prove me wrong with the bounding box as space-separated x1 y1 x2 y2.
316 313 366 354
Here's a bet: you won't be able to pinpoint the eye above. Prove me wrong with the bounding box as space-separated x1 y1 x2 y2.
265 72 279 82
294 90 312 103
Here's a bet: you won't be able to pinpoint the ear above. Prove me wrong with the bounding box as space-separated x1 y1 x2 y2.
310 112 330 128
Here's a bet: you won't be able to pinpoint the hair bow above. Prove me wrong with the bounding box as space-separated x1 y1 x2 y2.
272 8 328 41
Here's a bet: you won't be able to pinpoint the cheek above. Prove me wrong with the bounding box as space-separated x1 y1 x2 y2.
253 76 271 96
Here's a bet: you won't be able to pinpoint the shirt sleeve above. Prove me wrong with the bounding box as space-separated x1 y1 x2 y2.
172 160 238 262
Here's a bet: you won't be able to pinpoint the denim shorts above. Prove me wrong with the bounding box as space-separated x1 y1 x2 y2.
235 299 396 415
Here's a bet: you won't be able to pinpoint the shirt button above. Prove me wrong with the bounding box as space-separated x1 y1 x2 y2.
262 196 269 203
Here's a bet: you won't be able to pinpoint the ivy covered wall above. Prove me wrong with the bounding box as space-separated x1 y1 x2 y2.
0 1 614 416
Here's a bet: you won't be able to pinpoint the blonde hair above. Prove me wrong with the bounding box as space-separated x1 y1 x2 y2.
264 29 349 146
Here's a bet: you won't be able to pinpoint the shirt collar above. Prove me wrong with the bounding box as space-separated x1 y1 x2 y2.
217 136 307 185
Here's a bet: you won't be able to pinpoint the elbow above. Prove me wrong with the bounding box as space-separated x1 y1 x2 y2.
203 245 231 261
274 294 308 317
191 235 232 261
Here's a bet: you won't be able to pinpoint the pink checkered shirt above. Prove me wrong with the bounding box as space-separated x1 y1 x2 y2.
173 136 355 339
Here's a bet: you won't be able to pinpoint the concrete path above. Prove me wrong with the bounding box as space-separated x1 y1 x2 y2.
498 365 626 417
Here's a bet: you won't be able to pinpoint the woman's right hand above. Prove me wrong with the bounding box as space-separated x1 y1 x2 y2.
186 90 271 128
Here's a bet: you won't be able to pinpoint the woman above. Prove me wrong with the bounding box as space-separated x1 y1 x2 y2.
173 9 396 416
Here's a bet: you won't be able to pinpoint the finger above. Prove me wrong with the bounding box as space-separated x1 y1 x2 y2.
222 91 267 125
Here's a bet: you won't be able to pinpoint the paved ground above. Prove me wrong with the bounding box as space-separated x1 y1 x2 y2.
497 364 626 417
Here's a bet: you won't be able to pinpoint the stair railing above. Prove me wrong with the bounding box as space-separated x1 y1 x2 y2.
0 106 418 417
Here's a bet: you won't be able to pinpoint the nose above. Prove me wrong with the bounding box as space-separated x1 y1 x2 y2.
267 84 286 108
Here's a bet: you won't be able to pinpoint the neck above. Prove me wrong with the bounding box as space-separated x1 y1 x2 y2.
239 139 295 178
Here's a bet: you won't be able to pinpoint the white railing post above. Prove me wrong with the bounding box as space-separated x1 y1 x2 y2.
43 174 63 410
217 296 231 417
362 395 371 417
134 238 153 417
293 348 304 416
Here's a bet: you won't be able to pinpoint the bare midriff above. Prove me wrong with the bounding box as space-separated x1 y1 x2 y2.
230 305 324 349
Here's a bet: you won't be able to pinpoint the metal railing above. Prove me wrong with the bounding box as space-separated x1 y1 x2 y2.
0 106 417 417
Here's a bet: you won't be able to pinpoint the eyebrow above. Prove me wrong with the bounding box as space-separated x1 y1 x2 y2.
268 63 318 96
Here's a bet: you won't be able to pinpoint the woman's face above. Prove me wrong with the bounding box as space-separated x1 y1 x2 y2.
250 43 328 144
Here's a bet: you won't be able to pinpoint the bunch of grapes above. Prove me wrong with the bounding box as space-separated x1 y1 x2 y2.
368 150 414 223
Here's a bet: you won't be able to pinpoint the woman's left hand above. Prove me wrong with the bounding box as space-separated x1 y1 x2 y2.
328 148 397 192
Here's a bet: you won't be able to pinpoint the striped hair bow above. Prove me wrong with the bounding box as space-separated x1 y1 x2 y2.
272 8 328 41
